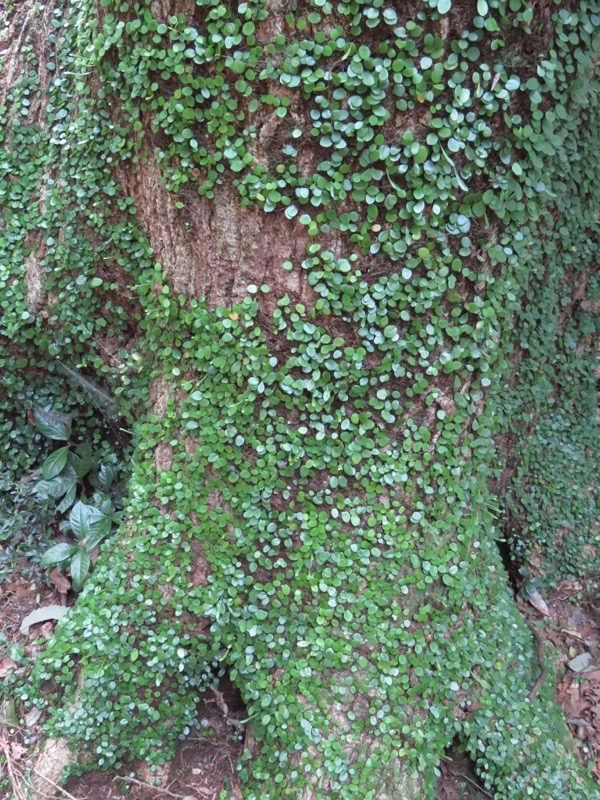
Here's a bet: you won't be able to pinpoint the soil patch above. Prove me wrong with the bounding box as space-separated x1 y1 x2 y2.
65 680 245 800
522 576 600 780
435 743 490 800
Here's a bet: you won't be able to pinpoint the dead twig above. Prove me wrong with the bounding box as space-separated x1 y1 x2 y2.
458 772 493 798
32 768 84 800
116 775 214 798
211 688 245 732
0 739 26 800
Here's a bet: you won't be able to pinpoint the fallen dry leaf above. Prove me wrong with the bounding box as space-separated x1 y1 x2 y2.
528 589 550 616
39 622 55 639
9 741 26 760
49 568 70 594
230 779 244 800
15 584 35 599
562 629 585 640
559 677 585 720
19 604 69 635
581 668 600 681
575 625 599 641
557 674 571 703
24 708 42 728
0 658 17 678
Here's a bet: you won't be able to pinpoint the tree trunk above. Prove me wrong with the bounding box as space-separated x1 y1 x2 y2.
1 1 599 799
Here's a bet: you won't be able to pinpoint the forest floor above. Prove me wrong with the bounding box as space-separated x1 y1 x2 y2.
1 559 599 799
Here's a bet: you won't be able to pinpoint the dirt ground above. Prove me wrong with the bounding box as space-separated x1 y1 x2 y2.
64 684 245 800
1 564 599 799
0 565 244 799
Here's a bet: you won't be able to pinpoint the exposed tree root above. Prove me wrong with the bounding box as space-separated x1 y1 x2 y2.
526 621 548 701
28 738 74 800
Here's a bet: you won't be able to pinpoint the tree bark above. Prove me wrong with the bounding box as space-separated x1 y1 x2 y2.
1 1 598 799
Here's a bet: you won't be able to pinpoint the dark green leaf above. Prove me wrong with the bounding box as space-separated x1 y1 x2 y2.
41 543 78 566
71 441 94 477
70 501 107 539
69 502 92 538
7 644 25 662
33 408 73 441
56 481 78 514
70 548 91 591
42 446 70 479
84 522 112 551
35 475 75 500
97 463 115 491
